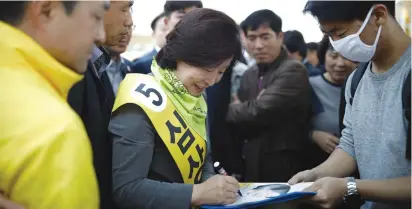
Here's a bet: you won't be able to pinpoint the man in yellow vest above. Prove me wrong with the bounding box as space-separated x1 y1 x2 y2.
0 1 107 209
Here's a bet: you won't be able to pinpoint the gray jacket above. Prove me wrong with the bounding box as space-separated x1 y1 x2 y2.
110 104 214 209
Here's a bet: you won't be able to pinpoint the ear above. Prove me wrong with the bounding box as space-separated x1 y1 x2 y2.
373 4 389 26
163 16 169 26
277 31 284 40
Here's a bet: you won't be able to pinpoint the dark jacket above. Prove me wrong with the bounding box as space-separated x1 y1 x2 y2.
110 104 215 209
67 50 115 209
122 58 132 68
206 56 248 177
131 49 157 74
226 49 311 182
305 62 323 77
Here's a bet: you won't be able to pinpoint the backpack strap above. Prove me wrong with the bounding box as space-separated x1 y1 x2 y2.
350 62 369 105
402 71 411 160
339 77 349 133
339 62 369 133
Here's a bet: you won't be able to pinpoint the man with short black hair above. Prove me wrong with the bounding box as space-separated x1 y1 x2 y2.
227 9 311 183
284 30 322 77
284 30 307 62
0 1 107 208
163 1 203 35
289 1 411 209
151 12 167 49
306 42 319 67
131 12 166 74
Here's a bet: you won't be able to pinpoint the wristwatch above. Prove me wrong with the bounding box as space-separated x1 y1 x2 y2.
343 177 364 207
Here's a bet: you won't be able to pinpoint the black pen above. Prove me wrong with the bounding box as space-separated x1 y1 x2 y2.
213 161 243 196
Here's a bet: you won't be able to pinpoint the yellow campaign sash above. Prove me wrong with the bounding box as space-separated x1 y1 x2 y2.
113 74 207 184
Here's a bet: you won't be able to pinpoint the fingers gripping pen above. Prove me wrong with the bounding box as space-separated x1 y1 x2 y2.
214 162 243 196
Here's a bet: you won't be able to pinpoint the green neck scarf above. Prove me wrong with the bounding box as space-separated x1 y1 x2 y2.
151 60 207 140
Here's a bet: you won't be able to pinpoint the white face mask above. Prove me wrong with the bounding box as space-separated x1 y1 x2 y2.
329 6 382 62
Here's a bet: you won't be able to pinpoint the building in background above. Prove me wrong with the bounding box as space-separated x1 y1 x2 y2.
122 34 153 61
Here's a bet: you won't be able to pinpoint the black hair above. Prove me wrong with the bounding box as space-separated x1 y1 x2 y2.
0 1 77 26
303 1 395 22
283 30 307 58
151 12 166 31
62 1 77 14
306 42 318 51
164 1 203 16
317 35 333 66
156 8 242 72
240 9 282 35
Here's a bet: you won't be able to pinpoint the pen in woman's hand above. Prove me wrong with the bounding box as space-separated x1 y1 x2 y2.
213 162 243 196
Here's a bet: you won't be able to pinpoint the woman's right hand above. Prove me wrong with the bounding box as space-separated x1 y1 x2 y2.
191 175 240 206
311 131 340 154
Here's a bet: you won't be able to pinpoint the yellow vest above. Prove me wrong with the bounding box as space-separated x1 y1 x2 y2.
114 74 207 184
0 21 98 209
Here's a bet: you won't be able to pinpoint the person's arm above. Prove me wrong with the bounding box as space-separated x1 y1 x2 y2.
309 84 340 154
110 104 193 209
227 62 309 127
356 177 411 202
300 175 411 209
289 75 358 184
311 74 358 178
0 117 99 209
312 149 357 179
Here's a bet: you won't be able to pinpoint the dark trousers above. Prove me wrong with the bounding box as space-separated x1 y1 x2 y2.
257 150 309 182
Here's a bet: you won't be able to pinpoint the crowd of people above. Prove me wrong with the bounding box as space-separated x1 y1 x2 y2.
0 1 410 209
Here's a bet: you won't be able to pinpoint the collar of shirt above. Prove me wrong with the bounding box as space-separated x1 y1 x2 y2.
91 45 103 63
92 46 111 77
302 57 308 65
106 59 120 73
106 57 130 76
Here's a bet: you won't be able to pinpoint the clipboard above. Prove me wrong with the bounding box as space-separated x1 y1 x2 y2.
200 182 316 209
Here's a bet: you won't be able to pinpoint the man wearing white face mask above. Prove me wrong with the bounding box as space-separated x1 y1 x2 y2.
288 1 411 209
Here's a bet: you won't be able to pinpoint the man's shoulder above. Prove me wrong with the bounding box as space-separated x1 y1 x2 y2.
309 74 323 86
242 65 258 78
0 83 86 147
122 58 132 66
279 58 306 73
0 69 83 132
133 49 157 64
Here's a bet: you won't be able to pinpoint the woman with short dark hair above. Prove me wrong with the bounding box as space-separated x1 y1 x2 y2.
110 8 242 209
308 35 357 166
